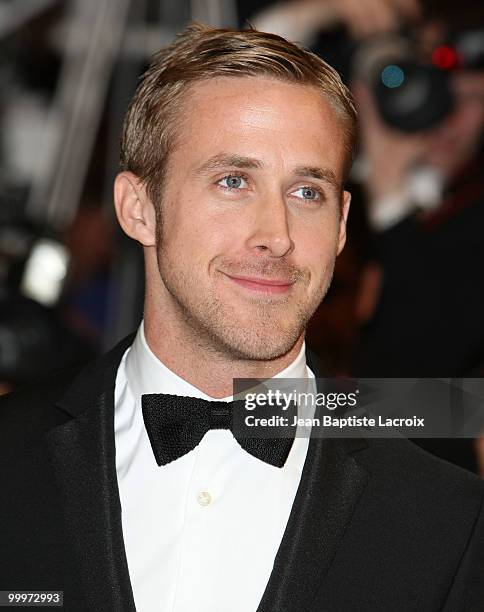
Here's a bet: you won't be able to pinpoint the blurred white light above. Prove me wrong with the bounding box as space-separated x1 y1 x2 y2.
407 166 444 211
21 239 69 307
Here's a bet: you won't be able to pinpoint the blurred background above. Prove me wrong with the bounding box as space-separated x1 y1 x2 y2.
1 0 483 472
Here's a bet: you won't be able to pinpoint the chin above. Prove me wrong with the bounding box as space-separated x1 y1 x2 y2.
207 291 322 361
213 319 304 361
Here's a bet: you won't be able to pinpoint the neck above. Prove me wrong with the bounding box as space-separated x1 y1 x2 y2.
143 306 305 399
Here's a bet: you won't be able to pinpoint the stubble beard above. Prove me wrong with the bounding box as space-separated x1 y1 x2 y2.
155 224 335 362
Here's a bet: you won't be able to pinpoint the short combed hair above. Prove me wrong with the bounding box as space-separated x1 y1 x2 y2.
120 23 358 205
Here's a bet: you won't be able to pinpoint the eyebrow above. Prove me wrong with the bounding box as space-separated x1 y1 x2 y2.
193 154 340 190
292 165 339 190
194 154 264 175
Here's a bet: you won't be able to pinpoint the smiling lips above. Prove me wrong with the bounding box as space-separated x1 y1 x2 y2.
225 273 295 294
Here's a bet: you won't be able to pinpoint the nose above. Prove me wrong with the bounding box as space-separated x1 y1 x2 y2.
245 194 294 258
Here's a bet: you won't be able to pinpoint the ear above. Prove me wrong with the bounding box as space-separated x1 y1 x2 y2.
113 171 157 247
336 190 351 256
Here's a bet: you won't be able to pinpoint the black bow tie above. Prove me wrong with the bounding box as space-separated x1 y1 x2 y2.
141 393 295 468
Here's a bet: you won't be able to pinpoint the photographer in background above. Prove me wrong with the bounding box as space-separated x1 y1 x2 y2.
353 6 484 379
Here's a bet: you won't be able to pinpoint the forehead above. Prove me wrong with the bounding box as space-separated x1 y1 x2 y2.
173 76 347 179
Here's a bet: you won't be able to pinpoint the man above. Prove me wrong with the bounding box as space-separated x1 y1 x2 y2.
0 24 483 612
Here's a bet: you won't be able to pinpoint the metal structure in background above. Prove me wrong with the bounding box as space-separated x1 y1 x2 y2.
26 0 132 231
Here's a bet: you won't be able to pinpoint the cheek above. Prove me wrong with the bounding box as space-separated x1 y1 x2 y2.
296 211 340 251
308 241 338 274
162 204 239 270
295 223 340 280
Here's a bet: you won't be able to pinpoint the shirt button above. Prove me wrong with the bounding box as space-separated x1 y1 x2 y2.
196 491 212 507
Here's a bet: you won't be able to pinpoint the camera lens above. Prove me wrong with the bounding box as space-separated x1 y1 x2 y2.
375 60 455 132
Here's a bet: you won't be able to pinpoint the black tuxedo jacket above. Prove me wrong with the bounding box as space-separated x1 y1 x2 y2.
1 334 483 611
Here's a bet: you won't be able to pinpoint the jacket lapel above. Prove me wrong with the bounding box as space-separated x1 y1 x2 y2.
257 436 369 612
45 334 136 612
257 352 371 612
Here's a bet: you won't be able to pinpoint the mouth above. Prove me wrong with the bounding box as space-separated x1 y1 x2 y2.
222 272 295 294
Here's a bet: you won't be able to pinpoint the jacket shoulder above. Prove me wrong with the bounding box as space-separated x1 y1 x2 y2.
357 436 483 520
0 367 81 437
0 331 136 437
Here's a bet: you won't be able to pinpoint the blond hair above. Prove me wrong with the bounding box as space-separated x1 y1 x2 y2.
120 23 357 205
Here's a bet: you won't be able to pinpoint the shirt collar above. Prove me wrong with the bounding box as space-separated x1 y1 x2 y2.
125 321 310 402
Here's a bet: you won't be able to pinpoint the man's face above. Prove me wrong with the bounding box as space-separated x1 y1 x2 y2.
153 77 350 360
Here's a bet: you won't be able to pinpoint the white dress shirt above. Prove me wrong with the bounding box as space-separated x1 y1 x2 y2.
114 322 315 612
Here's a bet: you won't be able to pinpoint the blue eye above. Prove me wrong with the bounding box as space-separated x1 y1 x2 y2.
218 175 248 190
292 186 322 200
